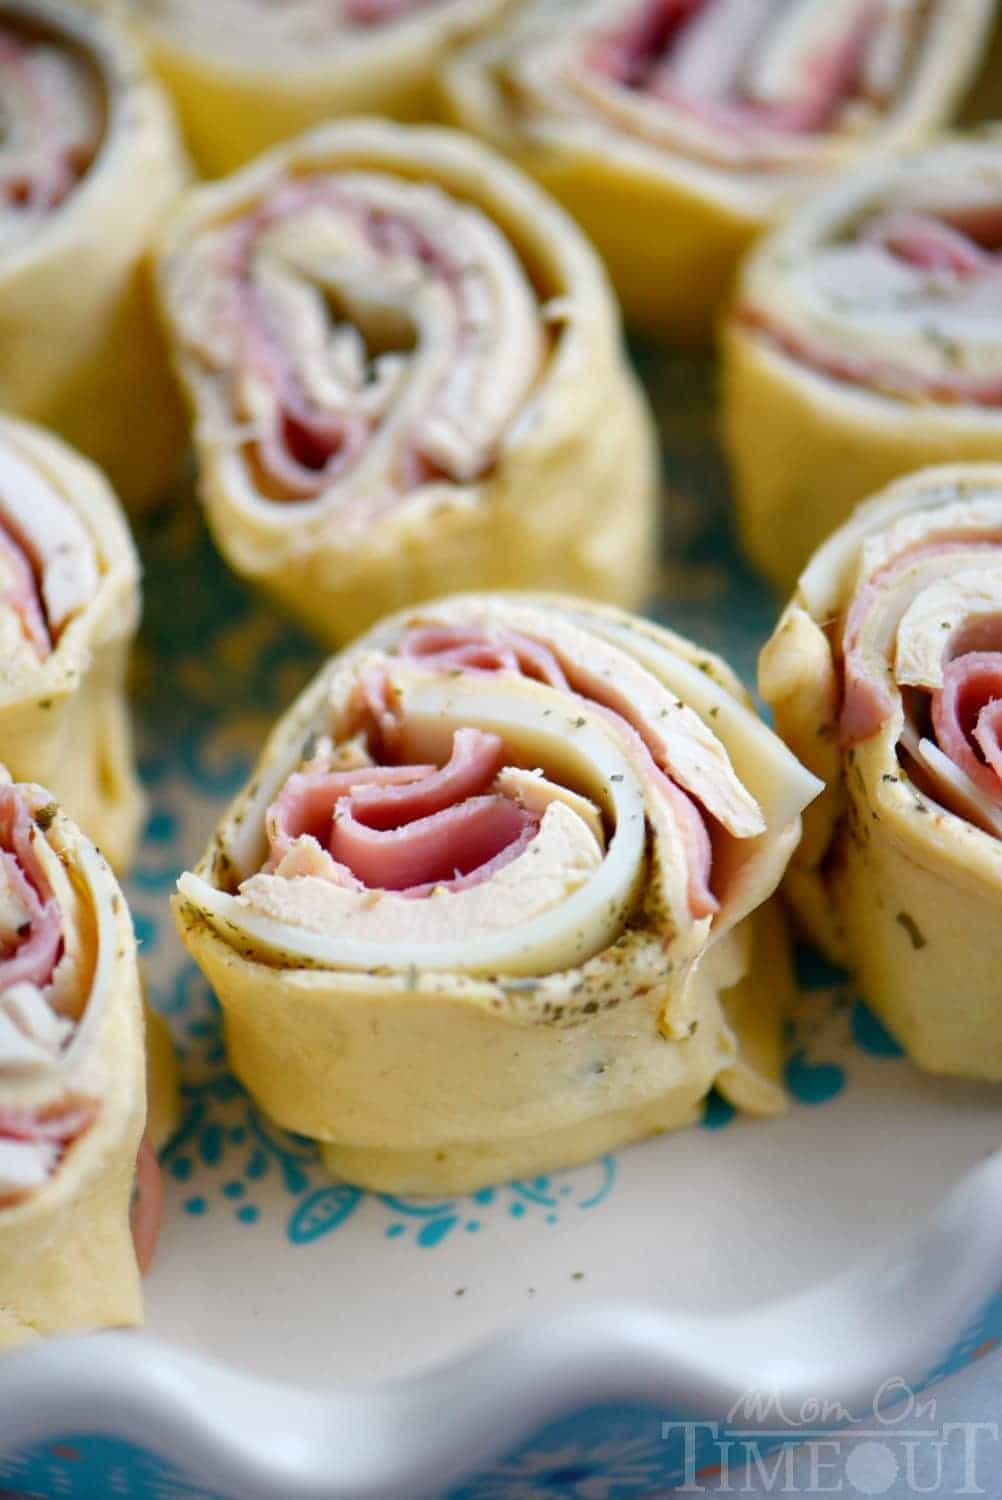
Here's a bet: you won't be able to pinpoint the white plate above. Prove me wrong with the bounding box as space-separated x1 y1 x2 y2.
0 352 999 1500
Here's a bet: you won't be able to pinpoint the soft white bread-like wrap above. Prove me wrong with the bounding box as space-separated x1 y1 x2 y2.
725 137 1002 592
122 0 517 176
155 120 659 645
0 771 148 1350
0 0 188 508
441 0 993 337
0 415 143 873
174 594 821 1195
760 464 1002 1081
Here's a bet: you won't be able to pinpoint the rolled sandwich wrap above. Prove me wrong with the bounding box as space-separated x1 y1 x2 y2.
760 464 1002 1081
724 137 1002 592
125 0 517 177
0 416 143 874
0 0 188 508
174 595 821 1195
442 0 993 337
155 120 658 644
0 772 147 1350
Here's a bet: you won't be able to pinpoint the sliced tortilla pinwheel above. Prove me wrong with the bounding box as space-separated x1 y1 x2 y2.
0 0 188 509
759 464 1002 1082
0 771 148 1350
724 136 1002 593
124 0 517 177
442 0 993 337
0 416 144 874
174 594 821 1195
155 120 658 645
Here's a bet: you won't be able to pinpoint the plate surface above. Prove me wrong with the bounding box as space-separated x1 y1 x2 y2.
0 350 999 1500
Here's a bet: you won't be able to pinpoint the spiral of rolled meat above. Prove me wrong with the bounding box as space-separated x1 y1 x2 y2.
725 137 1002 590
156 119 657 643
0 0 188 509
175 594 820 1194
442 0 993 334
0 771 147 1348
0 414 144 873
760 463 1002 1081
125 0 516 175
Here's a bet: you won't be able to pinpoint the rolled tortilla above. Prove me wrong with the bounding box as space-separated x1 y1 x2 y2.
123 0 517 177
0 415 144 874
155 120 659 645
759 463 1002 1081
0 0 188 509
174 594 821 1194
0 771 147 1350
724 136 1002 592
442 0 993 338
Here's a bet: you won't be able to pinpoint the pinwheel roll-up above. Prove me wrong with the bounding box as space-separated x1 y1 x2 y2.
0 416 143 874
127 0 517 177
174 595 821 1195
724 138 1002 593
759 464 1002 1081
156 121 658 644
0 772 146 1350
441 0 994 337
0 0 188 509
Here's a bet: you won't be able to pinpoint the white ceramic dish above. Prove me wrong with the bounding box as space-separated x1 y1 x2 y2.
0 352 999 1500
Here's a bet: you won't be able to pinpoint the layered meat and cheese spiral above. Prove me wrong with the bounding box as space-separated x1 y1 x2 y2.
0 416 144 874
0 772 148 1349
124 0 516 176
155 121 658 644
442 0 994 336
0 0 187 509
760 464 1002 1081
174 595 821 1195
725 138 1002 592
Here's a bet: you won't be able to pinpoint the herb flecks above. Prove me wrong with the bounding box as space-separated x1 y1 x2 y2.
896 912 927 951
34 802 58 831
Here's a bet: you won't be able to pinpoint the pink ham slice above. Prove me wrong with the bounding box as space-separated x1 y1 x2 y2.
403 625 719 917
738 302 1002 409
931 652 1002 803
131 1134 164 1276
0 1101 95 1144
345 0 435 23
590 0 874 136
267 727 537 894
588 0 705 88
0 526 49 658
267 628 722 918
840 537 1002 747
0 786 62 991
402 625 571 689
227 180 494 503
0 29 74 213
332 795 533 891
864 212 995 276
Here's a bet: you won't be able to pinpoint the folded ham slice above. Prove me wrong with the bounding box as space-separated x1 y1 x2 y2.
759 463 1002 1083
724 139 1002 591
157 119 657 643
442 0 991 334
175 594 820 1195
0 768 149 1348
